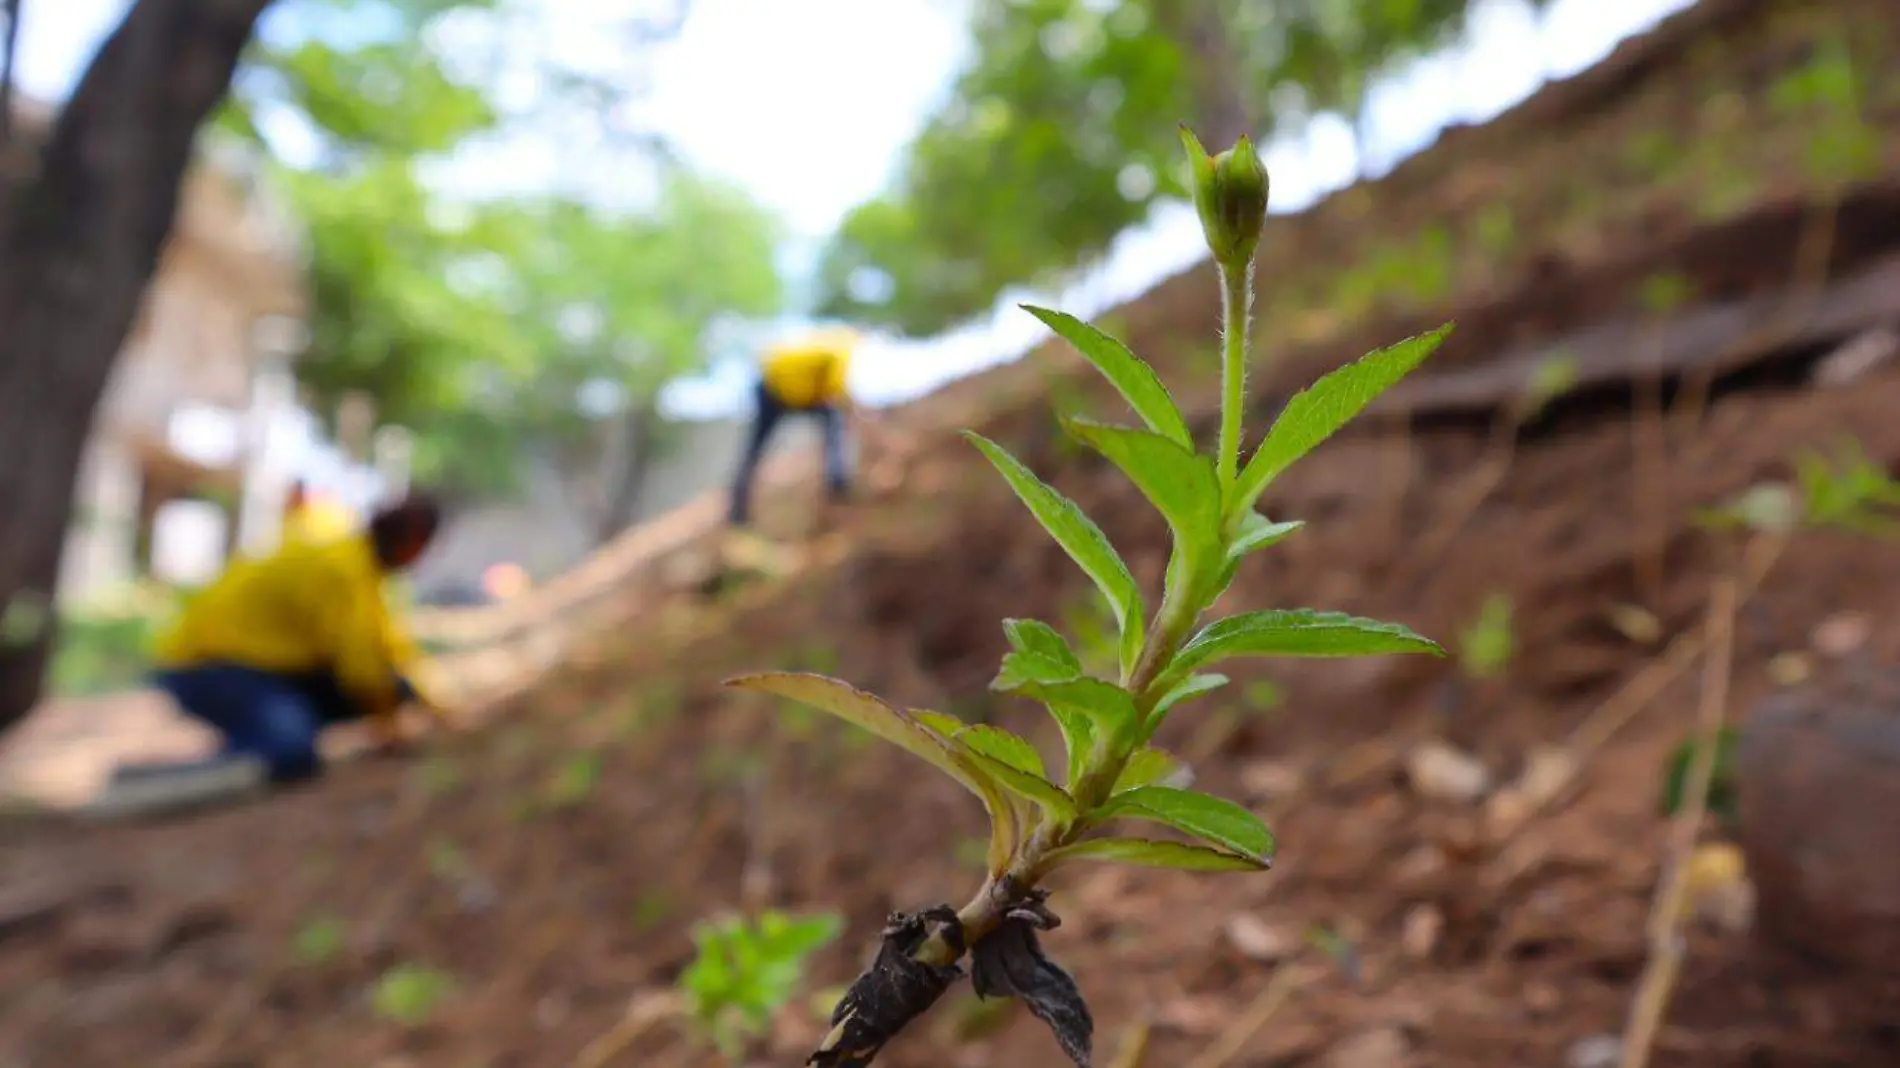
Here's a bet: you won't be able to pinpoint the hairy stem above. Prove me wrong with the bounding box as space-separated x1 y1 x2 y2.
1217 259 1254 486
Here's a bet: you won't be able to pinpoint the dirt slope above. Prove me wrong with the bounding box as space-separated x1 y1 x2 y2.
6 1 1900 1066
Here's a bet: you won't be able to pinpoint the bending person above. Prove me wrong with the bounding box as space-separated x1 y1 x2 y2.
728 327 886 528
143 492 456 786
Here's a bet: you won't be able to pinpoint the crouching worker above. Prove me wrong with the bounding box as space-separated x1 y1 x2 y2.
121 494 455 807
728 327 887 529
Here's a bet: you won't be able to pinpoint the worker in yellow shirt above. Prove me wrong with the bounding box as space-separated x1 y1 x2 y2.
281 479 359 545
134 493 454 788
728 327 882 527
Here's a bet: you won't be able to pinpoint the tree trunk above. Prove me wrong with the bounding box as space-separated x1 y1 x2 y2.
1158 1 1251 147
0 0 22 149
0 0 274 734
593 396 662 545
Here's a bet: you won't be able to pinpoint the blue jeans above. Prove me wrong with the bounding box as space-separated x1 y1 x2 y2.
728 380 851 526
151 664 413 783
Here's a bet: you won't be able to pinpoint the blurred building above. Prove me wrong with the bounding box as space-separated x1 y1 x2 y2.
4 97 310 606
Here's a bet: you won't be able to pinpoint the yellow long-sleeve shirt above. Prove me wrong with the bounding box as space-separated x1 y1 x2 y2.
761 336 853 410
153 533 420 726
282 497 359 546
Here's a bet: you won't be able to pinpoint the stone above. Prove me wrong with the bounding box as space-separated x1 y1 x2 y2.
1765 652 1811 687
1515 745 1577 808
1223 913 1295 963
1736 679 1900 977
1405 741 1492 803
1239 759 1304 800
1400 904 1442 960
1811 612 1872 659
1324 1027 1410 1068
1566 1033 1621 1068
1811 326 1900 386
1683 841 1754 935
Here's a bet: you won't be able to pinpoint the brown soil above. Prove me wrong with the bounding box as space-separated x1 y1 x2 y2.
6 2 1900 1067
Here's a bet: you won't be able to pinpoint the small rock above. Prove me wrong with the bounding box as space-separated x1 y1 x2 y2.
533 993 570 1029
1811 612 1871 659
1393 844 1447 884
1405 741 1492 803
1683 842 1754 935
1523 981 1561 1016
1484 786 1534 841
1606 602 1662 646
1487 746 1578 839
1400 904 1442 960
1156 994 1228 1036
1566 1033 1621 1068
1324 1026 1410 1068
1811 326 1900 386
1738 683 1900 976
1223 913 1295 963
1240 760 1304 800
1766 652 1811 687
1516 745 1577 807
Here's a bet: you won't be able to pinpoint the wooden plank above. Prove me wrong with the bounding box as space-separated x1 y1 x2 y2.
1370 253 1900 420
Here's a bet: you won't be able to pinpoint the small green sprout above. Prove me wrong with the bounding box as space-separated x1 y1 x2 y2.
293 915 347 966
727 128 1448 1067
371 964 456 1027
679 909 844 1063
1457 593 1515 680
543 750 602 809
1660 725 1739 829
1696 438 1900 538
1792 438 1900 538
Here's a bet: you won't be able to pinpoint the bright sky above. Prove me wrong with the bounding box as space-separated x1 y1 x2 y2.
16 0 1691 491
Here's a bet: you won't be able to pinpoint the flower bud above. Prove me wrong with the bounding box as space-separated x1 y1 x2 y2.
1180 125 1270 270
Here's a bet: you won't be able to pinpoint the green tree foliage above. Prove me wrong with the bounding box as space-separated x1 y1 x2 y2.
216 0 782 497
816 0 1478 337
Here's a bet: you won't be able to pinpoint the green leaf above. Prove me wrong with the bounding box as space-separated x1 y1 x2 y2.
1112 747 1185 793
956 723 1047 779
729 674 985 791
1164 610 1443 686
1093 786 1275 863
1228 514 1305 562
912 709 1025 874
1003 618 1084 673
1063 417 1223 583
1019 676 1142 749
951 724 1075 823
1041 837 1268 873
913 708 974 739
965 432 1145 672
1232 323 1451 516
963 749 1078 824
1153 672 1229 717
1021 305 1194 449
728 673 1020 869
1043 703 1096 789
995 619 1084 691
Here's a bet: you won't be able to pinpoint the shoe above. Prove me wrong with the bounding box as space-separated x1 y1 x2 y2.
83 756 269 822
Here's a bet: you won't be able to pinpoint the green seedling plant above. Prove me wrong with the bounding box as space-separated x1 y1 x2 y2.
1791 438 1900 539
293 915 347 966
727 128 1448 1067
679 909 844 1063
1457 593 1515 681
371 963 456 1027
1661 724 1740 829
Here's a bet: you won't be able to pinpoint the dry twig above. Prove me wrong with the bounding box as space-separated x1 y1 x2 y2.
1183 964 1309 1068
1618 569 1740 1068
567 991 684 1068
